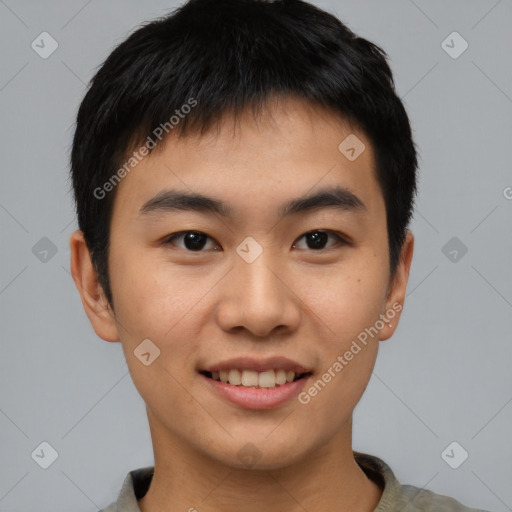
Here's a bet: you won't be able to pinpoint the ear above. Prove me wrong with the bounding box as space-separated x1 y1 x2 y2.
69 230 120 342
379 230 414 341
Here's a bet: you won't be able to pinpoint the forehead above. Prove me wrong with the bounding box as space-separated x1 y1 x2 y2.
111 97 384 225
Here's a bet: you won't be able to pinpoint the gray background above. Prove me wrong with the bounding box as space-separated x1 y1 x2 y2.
1 0 511 511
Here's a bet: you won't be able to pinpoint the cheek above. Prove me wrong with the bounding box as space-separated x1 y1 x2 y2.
292 257 387 425
110 256 204 411
296 345 378 442
110 248 191 334
296 260 387 344
110 250 219 382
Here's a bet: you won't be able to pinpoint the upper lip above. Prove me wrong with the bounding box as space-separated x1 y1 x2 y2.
201 356 311 374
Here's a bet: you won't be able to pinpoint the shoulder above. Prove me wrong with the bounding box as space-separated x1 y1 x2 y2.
96 465 154 512
397 483 491 512
353 451 491 512
97 503 117 512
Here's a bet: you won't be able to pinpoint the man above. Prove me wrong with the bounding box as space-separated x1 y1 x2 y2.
69 1 489 510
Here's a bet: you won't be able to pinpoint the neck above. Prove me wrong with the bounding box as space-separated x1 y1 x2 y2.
138 412 383 512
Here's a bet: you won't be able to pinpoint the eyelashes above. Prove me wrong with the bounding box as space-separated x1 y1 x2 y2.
164 231 219 251
163 229 349 252
293 230 348 251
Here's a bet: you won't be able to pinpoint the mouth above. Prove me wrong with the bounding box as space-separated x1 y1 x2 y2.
199 369 313 389
198 356 314 409
199 369 313 409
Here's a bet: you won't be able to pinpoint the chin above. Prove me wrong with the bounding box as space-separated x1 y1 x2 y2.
203 435 312 471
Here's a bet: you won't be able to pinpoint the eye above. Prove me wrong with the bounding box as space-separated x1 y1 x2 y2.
164 231 220 251
292 230 347 251
163 229 348 252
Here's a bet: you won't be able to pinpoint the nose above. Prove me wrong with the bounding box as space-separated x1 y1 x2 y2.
214 248 301 338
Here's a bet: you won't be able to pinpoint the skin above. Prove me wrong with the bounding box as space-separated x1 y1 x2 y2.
70 96 414 512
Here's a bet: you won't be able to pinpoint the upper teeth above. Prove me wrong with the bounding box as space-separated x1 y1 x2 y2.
211 369 298 388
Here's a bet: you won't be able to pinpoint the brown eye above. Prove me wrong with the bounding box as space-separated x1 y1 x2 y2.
164 231 219 251
292 230 346 251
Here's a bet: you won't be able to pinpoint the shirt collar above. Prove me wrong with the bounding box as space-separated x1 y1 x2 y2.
109 451 403 512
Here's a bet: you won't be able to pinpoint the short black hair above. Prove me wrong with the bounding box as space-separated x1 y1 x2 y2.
70 0 418 311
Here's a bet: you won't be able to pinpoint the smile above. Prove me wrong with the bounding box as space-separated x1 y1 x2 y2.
199 370 313 410
201 369 310 388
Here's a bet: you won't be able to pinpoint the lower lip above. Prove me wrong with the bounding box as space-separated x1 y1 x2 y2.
200 373 311 410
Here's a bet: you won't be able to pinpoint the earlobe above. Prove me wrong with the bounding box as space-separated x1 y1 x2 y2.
379 230 414 341
69 230 120 342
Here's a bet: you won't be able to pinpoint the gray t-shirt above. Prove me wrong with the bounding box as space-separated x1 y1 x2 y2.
98 451 490 511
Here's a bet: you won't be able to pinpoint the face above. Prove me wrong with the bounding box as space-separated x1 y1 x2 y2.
71 97 413 470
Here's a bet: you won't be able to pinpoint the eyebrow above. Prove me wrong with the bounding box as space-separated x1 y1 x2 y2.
138 185 368 220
